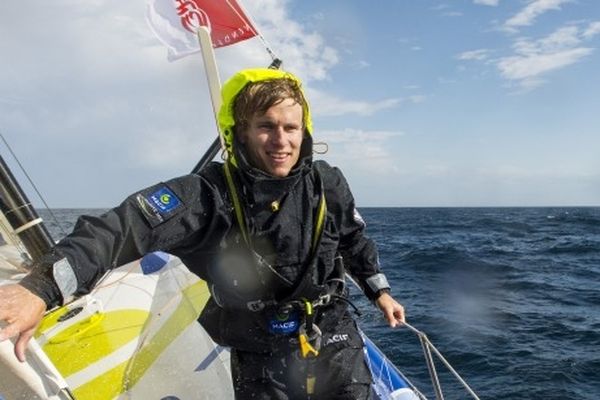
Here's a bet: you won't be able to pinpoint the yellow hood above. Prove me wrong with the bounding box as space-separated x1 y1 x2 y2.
217 68 313 166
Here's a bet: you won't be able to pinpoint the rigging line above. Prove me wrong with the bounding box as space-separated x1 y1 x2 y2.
0 131 67 238
230 0 280 62
403 322 480 400
0 216 29 257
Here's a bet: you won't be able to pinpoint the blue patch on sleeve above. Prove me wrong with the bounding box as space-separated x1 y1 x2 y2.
147 186 181 215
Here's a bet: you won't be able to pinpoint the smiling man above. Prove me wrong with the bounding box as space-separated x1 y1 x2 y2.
234 81 304 178
0 68 405 400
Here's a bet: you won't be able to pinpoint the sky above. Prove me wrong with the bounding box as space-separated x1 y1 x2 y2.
1 0 599 208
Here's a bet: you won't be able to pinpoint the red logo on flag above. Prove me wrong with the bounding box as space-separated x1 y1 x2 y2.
174 0 257 48
175 0 211 33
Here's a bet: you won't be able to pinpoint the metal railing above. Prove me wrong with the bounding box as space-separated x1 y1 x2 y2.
402 322 480 400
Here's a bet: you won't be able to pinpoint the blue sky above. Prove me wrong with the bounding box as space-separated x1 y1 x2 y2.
1 0 599 207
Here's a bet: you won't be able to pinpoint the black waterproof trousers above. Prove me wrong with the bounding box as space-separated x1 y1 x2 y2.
231 312 372 400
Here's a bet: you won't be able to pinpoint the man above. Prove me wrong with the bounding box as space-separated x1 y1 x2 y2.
0 68 405 399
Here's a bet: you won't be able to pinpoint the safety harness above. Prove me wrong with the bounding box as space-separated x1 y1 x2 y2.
223 160 331 397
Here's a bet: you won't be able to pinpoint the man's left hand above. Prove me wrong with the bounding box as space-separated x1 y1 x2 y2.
375 292 405 328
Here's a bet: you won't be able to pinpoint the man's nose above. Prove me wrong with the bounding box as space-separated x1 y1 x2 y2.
270 126 286 144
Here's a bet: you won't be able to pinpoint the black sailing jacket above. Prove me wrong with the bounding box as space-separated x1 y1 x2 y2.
22 156 385 352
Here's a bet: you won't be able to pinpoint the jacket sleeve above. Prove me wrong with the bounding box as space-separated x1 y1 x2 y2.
316 161 391 301
20 170 227 308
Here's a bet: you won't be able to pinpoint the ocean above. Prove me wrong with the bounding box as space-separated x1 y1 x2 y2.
40 207 600 400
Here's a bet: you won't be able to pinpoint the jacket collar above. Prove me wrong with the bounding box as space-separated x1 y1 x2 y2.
232 135 313 206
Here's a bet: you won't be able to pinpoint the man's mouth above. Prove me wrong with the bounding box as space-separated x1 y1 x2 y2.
267 152 290 162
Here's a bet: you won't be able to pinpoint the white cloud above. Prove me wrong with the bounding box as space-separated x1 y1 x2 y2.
132 126 206 169
408 95 427 104
458 49 491 61
462 3 598 92
241 0 339 82
443 11 464 17
321 129 404 144
431 4 462 17
474 0 499 6
498 47 592 80
308 89 401 117
431 4 451 12
496 25 594 89
583 21 600 39
356 60 371 69
317 129 404 175
536 26 581 49
504 0 572 32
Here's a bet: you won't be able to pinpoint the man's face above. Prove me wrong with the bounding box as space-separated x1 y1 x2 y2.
239 98 304 177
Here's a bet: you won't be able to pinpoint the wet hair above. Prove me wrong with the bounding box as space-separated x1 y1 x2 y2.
232 77 308 136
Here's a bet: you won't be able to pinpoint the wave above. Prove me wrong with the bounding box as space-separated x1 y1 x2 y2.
544 239 600 255
473 218 536 234
546 209 600 228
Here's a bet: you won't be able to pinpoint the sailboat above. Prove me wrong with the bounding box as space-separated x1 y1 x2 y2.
1 1 480 399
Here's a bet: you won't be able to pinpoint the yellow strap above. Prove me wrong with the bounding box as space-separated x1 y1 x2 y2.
303 299 313 316
223 162 327 257
223 161 250 246
306 375 316 394
311 193 327 255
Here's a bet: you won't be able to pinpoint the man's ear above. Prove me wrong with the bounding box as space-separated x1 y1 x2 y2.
235 127 247 144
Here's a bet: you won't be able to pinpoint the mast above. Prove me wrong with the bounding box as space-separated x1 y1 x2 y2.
0 154 55 263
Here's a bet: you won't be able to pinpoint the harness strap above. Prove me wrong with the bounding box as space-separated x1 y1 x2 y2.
312 189 327 255
222 162 332 399
223 160 251 246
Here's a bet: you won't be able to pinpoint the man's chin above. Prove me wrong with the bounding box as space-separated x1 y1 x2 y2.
270 169 291 178
267 165 293 178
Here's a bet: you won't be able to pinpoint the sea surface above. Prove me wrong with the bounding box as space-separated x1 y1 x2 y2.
40 207 600 400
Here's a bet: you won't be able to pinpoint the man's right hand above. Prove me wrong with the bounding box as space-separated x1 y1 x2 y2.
0 283 46 362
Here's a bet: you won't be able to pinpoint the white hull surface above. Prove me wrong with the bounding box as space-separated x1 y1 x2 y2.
1 250 233 399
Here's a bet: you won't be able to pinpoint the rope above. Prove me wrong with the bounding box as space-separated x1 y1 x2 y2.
0 131 67 238
231 0 280 63
0 214 29 256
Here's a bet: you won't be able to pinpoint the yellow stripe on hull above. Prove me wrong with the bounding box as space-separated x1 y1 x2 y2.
41 310 149 377
115 280 210 391
73 360 130 400
36 278 211 399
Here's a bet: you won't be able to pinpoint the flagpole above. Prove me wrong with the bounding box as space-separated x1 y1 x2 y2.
197 27 225 149
190 27 225 174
